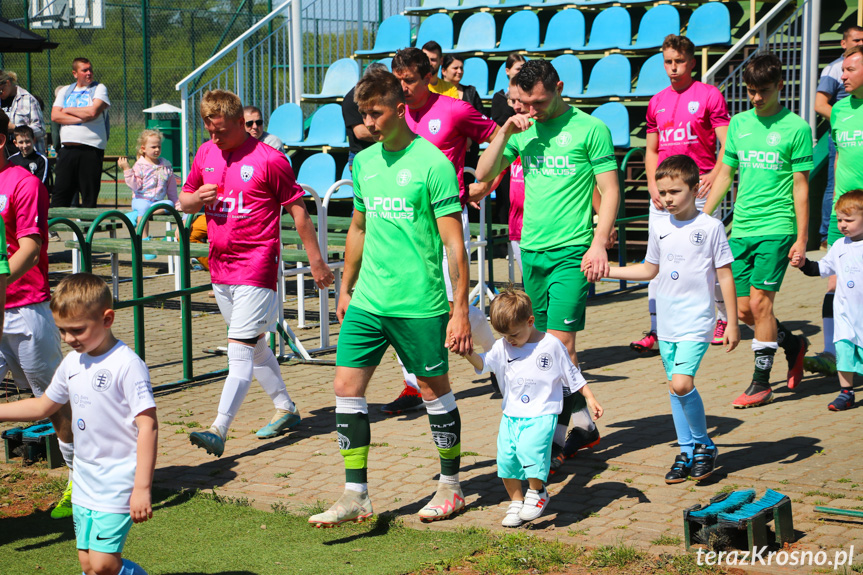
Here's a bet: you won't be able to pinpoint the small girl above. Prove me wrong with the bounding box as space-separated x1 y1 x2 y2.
118 130 179 250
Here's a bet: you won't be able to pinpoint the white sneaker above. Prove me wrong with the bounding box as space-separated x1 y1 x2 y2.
518 487 549 522
308 489 373 528
501 500 524 527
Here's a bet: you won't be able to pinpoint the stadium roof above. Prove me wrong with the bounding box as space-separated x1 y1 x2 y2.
0 17 58 53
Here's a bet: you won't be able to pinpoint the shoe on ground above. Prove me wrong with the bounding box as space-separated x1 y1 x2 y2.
804 352 837 377
308 489 373 528
665 453 691 484
828 389 855 411
518 487 549 522
380 383 424 415
256 405 301 439
786 336 809 390
690 444 718 481
418 482 465 522
562 426 601 459
189 427 225 457
502 500 524 527
630 331 658 353
142 236 157 261
732 382 774 408
548 443 565 476
711 320 728 346
50 480 73 519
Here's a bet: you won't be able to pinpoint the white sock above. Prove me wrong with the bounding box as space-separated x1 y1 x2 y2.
439 473 460 485
571 406 596 431
648 279 658 332
751 338 779 352
469 305 495 352
824 318 836 356
253 337 295 412
58 439 74 469
345 482 367 493
212 342 255 436
553 424 567 446
397 353 421 392
714 282 727 322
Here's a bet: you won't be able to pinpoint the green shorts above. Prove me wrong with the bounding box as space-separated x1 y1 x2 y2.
658 340 710 379
728 234 795 295
835 339 863 374
73 505 133 553
497 413 557 481
336 306 449 376
828 213 843 247
521 245 590 333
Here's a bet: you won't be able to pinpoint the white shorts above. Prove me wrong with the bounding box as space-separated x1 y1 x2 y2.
442 207 471 302
212 284 278 340
0 301 63 397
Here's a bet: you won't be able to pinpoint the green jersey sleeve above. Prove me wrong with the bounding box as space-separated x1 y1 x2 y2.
502 133 521 166
352 156 366 213
0 217 9 277
789 122 814 173
427 157 461 218
586 123 617 175
723 116 739 169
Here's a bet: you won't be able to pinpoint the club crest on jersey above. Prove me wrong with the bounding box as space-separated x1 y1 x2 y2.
556 132 572 147
688 101 699 114
767 132 781 146
92 369 112 392
689 229 706 246
0 195 7 212
428 118 441 135
240 165 254 182
536 353 552 371
396 169 412 186
28 162 38 174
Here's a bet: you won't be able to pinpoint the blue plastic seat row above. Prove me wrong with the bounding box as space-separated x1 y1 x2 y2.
268 103 348 150
296 154 354 200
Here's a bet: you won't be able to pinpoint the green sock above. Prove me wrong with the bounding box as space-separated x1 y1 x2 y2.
426 394 461 477
776 321 800 356
753 348 775 386
336 408 370 484
569 390 586 414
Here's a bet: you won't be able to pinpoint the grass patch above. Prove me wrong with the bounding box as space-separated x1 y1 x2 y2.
589 541 645 567
468 532 582 574
804 490 846 499
651 533 683 546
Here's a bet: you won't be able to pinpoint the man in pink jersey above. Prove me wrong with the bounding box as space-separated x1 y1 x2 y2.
380 47 500 414
629 34 731 354
180 90 334 457
0 110 73 518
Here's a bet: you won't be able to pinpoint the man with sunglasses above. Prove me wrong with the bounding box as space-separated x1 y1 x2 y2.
243 106 284 152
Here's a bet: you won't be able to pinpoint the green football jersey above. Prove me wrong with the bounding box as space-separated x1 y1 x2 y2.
350 136 461 318
0 217 8 277
722 107 814 238
831 96 863 204
503 106 617 251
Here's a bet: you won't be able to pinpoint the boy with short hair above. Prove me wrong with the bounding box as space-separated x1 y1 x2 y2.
602 155 739 483
703 51 813 408
9 125 48 183
0 273 157 575
792 190 863 411
461 290 602 526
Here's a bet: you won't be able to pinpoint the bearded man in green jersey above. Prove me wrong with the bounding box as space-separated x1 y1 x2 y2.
308 69 473 528
476 59 616 475
704 52 813 408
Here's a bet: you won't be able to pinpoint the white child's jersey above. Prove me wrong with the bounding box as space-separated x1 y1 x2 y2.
477 334 584 418
45 340 155 513
815 237 863 347
645 212 734 342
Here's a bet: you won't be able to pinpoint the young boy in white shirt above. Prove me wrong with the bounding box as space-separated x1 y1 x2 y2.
460 291 603 527
0 273 157 575
597 155 740 484
792 189 863 411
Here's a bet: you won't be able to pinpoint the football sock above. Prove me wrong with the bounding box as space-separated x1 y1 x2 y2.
668 392 694 459
823 293 835 356
439 473 460 486
676 388 711 449
648 279 658 333
752 339 778 386
555 391 576 446
397 353 421 393
776 320 801 356
345 482 368 493
714 282 727 322
425 392 461 477
58 439 74 470
553 424 567 446
469 305 495 352
252 337 295 412
336 397 370 485
571 406 595 432
212 343 255 437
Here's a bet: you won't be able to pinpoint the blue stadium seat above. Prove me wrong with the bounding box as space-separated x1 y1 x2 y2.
581 54 631 98
538 9 586 53
416 13 454 52
550 55 583 98
591 102 630 148
333 163 355 200
301 58 361 101
631 53 671 97
450 13 496 53
297 153 337 197
484 57 530 100
372 58 392 71
405 0 460 13
629 5 680 51
687 2 732 47
356 15 411 57
584 7 631 52
487 11 540 53
268 103 304 147
462 57 490 96
300 104 348 148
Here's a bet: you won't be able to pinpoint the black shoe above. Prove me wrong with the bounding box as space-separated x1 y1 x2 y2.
562 426 601 459
665 453 691 484
549 443 565 476
690 444 718 481
490 372 501 396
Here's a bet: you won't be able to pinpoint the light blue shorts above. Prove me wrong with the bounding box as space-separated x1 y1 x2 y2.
73 505 133 553
130 198 173 221
836 339 863 374
659 341 710 380
497 413 557 481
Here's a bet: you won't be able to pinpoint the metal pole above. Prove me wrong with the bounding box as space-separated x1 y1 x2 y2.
236 41 245 102
142 0 151 109
358 1 364 52
180 86 189 181
808 0 821 140
24 0 32 92
289 0 302 103
122 6 129 156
